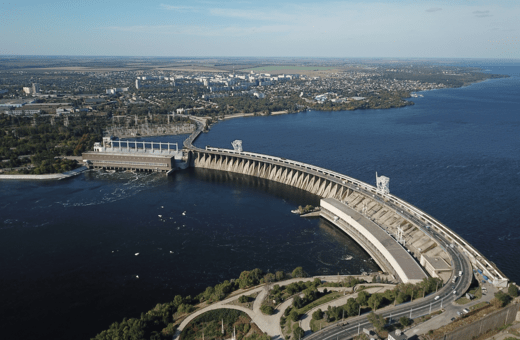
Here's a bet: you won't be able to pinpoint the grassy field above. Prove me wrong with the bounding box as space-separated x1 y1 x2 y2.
297 291 343 315
470 301 489 311
456 287 482 305
238 65 339 73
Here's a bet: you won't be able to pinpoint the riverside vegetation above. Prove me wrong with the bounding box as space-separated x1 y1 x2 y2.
92 267 303 340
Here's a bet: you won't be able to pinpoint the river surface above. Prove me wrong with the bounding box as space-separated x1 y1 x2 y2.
1 64 519 340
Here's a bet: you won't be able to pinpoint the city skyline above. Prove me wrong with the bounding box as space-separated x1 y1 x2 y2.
1 0 519 59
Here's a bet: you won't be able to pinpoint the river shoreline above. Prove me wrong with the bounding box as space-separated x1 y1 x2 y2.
0 166 88 180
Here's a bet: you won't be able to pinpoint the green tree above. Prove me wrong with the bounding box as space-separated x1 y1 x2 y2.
508 284 518 297
494 291 511 307
399 316 410 327
367 312 386 332
262 272 276 284
368 294 383 311
292 266 305 278
238 295 248 303
395 292 409 304
344 298 360 317
312 309 323 320
237 268 264 289
293 326 304 340
383 289 396 304
356 291 370 306
260 305 274 315
293 295 303 309
289 310 300 322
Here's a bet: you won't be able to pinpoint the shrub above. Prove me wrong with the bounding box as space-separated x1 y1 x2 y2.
508 284 518 297
289 310 300 322
260 305 274 315
312 309 323 320
400 316 410 327
292 267 305 278
293 326 304 340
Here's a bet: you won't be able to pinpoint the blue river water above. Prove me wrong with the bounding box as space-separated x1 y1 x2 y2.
1 64 519 339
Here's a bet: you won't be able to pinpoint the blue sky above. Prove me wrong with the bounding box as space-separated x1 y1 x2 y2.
1 0 519 58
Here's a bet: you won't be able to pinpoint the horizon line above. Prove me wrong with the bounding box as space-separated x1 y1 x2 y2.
1 55 520 61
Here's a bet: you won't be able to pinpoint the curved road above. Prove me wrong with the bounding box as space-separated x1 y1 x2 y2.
305 230 473 340
181 121 479 339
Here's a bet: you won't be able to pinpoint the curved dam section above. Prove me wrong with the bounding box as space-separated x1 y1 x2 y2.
321 198 426 284
187 145 508 287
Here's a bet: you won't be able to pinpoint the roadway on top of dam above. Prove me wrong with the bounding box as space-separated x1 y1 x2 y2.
173 116 506 338
186 145 507 286
182 116 506 287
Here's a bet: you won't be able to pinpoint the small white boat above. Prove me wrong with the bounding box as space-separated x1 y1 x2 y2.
135 253 139 256
136 275 139 279
158 215 162 218
182 211 186 216
170 251 173 254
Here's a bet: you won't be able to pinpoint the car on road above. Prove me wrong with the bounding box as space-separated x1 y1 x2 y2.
453 290 457 295
434 296 440 300
457 311 462 316
463 308 470 314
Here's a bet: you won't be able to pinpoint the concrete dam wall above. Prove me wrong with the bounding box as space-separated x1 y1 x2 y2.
188 146 508 286
190 149 351 200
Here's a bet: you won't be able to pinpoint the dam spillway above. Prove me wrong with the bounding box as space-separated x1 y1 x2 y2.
188 145 509 287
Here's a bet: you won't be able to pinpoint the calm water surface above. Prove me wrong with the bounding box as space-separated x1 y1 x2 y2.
1 64 519 339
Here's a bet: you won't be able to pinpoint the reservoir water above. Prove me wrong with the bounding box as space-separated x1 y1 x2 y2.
1 64 519 339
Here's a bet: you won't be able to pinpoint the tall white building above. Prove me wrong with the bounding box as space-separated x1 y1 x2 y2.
135 79 141 89
32 83 40 94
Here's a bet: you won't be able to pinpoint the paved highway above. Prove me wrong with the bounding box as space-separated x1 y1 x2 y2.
305 228 473 340
183 141 479 339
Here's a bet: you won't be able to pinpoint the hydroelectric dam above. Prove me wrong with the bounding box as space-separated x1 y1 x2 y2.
82 122 509 288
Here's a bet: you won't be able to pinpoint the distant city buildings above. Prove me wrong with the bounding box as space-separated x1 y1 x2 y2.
23 83 40 95
3 109 41 116
106 87 129 95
